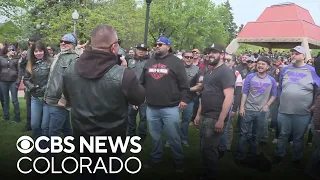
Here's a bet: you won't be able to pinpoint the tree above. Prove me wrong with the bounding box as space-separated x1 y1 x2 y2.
147 0 229 50
238 24 244 34
222 0 238 44
0 21 22 42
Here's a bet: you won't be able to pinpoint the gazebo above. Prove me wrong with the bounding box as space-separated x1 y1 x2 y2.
226 2 320 60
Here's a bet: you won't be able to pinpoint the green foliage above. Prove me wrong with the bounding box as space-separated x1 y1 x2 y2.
2 0 236 51
0 21 22 42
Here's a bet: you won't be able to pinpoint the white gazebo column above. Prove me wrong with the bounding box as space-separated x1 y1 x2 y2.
301 37 311 60
226 38 240 54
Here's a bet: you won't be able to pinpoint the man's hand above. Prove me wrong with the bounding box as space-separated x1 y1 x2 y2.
133 105 138 110
120 56 127 67
215 120 224 133
179 101 187 110
262 104 269 112
240 106 245 117
194 115 201 125
309 105 314 112
230 111 236 117
316 130 320 136
58 99 66 107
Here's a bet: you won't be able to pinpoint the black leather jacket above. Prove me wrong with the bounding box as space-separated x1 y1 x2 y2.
23 60 52 97
0 55 21 83
44 50 79 106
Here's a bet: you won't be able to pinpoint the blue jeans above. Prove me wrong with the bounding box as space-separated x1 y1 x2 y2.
127 103 147 138
146 106 184 164
259 110 270 142
0 81 20 121
305 120 320 178
235 110 266 160
47 105 72 137
31 97 49 139
181 102 194 143
275 113 311 160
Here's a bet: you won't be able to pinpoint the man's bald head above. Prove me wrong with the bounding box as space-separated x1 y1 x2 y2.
91 25 118 50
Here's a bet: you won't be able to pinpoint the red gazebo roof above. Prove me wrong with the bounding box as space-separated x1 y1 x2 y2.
237 3 320 48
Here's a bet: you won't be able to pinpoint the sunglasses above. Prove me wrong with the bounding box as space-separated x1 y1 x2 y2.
60 40 72 44
156 43 165 47
184 56 193 59
225 59 232 62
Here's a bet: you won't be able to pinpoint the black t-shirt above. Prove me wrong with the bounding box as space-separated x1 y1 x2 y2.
201 64 235 119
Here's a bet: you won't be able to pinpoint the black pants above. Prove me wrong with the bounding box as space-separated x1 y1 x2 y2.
200 116 225 179
191 95 200 122
0 89 3 108
25 90 31 127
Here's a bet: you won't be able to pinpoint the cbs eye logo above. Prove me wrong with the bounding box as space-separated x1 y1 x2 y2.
16 136 34 154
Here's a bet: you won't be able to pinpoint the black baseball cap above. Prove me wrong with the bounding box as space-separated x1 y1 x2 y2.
135 43 148 51
207 43 226 53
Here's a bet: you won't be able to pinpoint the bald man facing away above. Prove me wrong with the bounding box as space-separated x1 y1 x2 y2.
61 25 145 180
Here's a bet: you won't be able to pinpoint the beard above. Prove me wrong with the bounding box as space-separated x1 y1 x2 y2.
154 50 167 58
208 56 220 66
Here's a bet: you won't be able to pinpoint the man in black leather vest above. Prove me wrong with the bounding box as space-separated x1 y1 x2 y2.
61 25 145 180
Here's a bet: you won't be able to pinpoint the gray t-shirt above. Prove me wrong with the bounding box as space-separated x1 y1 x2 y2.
243 73 277 111
279 64 320 115
185 64 199 83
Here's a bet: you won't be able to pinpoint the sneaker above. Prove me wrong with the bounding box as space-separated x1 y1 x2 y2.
272 138 278 144
292 160 301 171
143 160 159 169
272 156 283 165
181 141 189 147
175 163 184 173
165 142 169 148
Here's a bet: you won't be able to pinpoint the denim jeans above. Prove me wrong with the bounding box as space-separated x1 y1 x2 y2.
127 103 147 138
305 120 320 178
259 110 270 143
31 97 49 139
275 113 311 160
200 116 225 179
235 110 266 160
181 102 194 143
146 106 184 164
0 81 20 122
47 105 72 137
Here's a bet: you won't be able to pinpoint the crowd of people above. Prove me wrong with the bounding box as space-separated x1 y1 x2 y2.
0 24 319 180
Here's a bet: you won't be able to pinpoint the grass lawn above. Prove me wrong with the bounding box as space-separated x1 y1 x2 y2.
0 98 317 180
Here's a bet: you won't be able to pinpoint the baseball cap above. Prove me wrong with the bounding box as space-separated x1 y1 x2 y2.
247 56 257 63
8 45 16 51
136 43 147 51
207 43 225 53
257 56 271 65
61 33 77 46
156 36 171 46
290 46 306 54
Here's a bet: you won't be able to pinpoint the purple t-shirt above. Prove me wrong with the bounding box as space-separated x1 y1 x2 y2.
278 64 320 115
243 73 277 111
